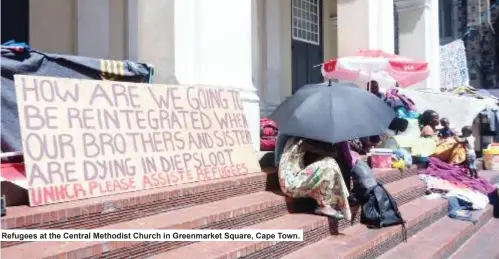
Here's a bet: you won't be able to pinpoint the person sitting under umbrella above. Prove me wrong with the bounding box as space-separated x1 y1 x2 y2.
270 82 397 220
278 137 351 220
367 80 384 99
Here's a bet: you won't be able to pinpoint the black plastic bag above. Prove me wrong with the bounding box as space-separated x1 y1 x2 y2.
351 160 378 202
360 183 407 240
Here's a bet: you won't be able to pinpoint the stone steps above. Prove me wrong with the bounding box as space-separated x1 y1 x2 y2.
272 171 498 259
1 172 276 230
0 175 424 259
152 197 447 259
375 170 499 259
449 218 499 259
3 153 497 259
0 168 411 233
377 206 494 259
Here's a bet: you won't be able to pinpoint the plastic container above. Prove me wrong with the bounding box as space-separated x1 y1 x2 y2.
370 153 393 169
0 163 27 206
0 163 26 181
371 148 393 154
483 147 499 170
488 143 499 149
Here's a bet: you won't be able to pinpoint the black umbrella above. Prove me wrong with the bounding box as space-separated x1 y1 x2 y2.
270 82 396 143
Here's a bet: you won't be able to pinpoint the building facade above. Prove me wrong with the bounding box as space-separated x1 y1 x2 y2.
456 0 499 89
2 0 446 150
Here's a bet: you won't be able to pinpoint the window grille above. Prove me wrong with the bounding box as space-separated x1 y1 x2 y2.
292 0 321 45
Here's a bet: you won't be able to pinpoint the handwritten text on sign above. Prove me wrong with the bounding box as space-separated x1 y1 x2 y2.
15 75 260 206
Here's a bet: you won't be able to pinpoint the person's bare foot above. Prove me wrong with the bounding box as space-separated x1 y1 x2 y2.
314 206 344 220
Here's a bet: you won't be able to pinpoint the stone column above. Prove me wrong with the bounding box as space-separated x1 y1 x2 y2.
337 0 395 56
174 0 260 151
77 0 127 60
395 0 440 90
76 0 110 58
128 0 261 151
30 0 76 55
127 0 176 83
263 0 292 115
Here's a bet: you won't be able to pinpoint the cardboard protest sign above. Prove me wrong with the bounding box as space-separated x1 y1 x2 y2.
14 75 261 206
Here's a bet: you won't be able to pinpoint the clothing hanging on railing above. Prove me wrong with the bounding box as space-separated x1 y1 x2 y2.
440 39 470 90
480 108 499 132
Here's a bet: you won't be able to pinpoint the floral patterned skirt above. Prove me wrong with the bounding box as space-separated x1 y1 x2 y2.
278 138 351 220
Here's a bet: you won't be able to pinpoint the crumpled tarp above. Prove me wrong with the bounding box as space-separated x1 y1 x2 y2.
1 43 154 157
400 88 497 131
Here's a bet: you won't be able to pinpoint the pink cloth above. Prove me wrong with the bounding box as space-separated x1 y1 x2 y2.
384 88 416 111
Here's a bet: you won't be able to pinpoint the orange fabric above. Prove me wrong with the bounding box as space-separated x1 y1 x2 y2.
431 138 466 165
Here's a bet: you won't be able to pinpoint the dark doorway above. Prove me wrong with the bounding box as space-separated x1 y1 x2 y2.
1 0 30 44
394 3 399 55
291 0 324 93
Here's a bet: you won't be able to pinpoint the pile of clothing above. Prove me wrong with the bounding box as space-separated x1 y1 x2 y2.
420 157 497 222
449 86 499 101
376 89 435 166
384 88 419 120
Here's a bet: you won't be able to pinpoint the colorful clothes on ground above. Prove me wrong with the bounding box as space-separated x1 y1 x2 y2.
419 174 489 210
423 157 496 195
432 138 466 165
278 138 352 220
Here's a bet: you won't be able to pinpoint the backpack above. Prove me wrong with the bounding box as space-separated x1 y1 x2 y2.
260 118 279 151
360 183 407 240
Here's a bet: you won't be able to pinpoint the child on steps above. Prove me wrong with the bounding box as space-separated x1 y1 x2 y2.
455 126 477 178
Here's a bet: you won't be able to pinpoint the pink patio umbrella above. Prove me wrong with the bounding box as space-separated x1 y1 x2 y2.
321 50 430 88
